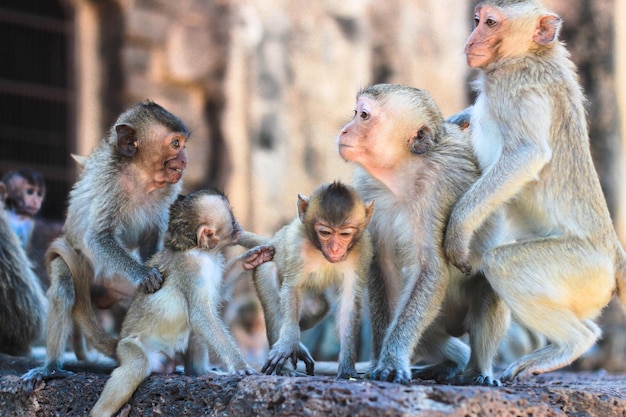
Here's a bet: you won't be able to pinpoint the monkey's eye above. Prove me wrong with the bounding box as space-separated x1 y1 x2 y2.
171 139 180 148
319 230 332 237
473 15 479 27
359 111 370 120
485 18 497 28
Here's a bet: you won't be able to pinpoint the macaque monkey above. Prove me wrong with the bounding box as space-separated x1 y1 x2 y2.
338 84 508 385
22 101 189 387
90 189 270 417
0 182 48 356
239 181 374 378
2 168 46 249
444 0 626 381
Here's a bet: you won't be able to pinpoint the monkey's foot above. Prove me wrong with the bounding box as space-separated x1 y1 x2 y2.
411 360 463 383
118 404 132 417
20 366 74 393
446 372 501 387
337 365 359 380
371 360 411 385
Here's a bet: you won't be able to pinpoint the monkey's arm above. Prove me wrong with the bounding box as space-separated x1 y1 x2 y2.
85 219 163 293
221 245 275 299
445 96 552 273
374 257 449 384
262 279 314 375
238 230 270 249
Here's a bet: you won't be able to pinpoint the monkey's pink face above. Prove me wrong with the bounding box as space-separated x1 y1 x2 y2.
154 130 188 187
315 222 359 263
337 96 410 173
465 5 506 68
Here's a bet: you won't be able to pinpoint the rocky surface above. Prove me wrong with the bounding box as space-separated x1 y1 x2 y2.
1 354 625 417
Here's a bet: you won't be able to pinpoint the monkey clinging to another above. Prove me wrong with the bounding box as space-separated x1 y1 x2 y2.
22 101 189 388
445 0 626 381
239 181 374 379
90 189 272 417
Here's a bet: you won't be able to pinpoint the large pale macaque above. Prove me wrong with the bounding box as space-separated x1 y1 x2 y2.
90 189 269 417
444 0 626 381
22 101 189 387
0 182 48 356
338 84 508 385
239 182 374 378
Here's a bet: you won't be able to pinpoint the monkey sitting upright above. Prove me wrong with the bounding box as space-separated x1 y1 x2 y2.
239 181 374 379
22 101 189 388
338 84 508 386
90 189 272 417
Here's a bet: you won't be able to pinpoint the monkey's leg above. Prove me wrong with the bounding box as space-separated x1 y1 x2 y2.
482 237 613 381
184 332 210 375
21 256 76 388
90 338 151 417
72 263 118 358
410 324 470 383
454 274 509 386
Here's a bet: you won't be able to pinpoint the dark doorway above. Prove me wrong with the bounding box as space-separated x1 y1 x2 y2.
0 0 75 221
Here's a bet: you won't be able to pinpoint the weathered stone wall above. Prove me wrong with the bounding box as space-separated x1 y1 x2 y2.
72 0 470 234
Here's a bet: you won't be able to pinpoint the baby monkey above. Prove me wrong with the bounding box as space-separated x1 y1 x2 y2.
240 181 374 378
91 189 273 417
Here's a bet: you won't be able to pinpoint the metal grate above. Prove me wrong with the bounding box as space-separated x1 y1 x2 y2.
0 0 75 221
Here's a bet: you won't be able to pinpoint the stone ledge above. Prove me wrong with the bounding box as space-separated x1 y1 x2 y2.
1 354 625 417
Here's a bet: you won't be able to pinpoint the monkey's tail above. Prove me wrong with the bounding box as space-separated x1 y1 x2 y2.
46 238 119 358
614 245 626 311
238 230 269 249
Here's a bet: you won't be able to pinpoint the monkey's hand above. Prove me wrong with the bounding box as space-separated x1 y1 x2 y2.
138 267 164 293
446 106 473 131
235 366 259 377
443 216 472 275
241 245 275 270
262 340 314 376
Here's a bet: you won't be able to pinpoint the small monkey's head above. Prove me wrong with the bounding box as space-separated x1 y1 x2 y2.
112 100 190 189
298 181 374 263
466 0 562 69
1 168 46 216
165 188 242 252
337 84 444 173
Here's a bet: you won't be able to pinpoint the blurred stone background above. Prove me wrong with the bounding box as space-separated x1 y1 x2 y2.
1 0 625 369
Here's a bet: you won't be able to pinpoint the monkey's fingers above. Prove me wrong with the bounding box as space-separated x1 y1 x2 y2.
140 268 164 293
262 352 288 375
297 344 315 375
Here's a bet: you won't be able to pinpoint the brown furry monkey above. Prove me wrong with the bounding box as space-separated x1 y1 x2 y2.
338 84 508 385
239 181 374 378
22 101 189 387
90 189 271 417
444 0 626 382
0 182 48 356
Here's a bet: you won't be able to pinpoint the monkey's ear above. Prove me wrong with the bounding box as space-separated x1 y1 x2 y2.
534 14 561 45
115 124 139 157
197 226 220 249
409 126 433 155
297 194 309 223
364 201 375 227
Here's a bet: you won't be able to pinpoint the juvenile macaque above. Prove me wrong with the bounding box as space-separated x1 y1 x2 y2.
22 101 189 387
90 189 270 417
444 0 626 381
0 182 48 356
338 84 508 385
2 168 46 248
239 181 374 378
